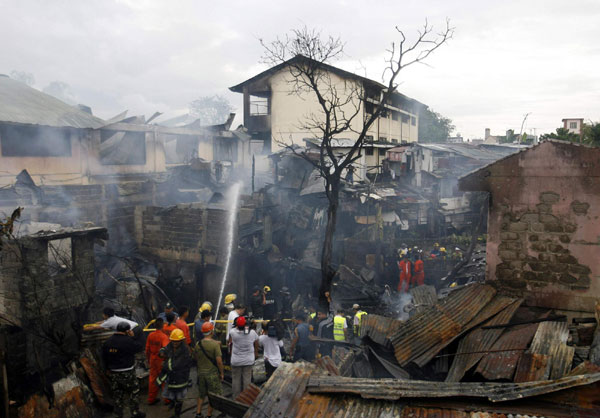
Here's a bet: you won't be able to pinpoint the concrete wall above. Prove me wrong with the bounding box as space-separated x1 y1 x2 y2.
474 141 600 313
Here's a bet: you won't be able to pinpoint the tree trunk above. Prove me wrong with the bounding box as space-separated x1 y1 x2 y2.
319 178 340 306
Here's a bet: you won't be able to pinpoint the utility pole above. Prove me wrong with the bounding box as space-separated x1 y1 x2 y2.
519 113 531 144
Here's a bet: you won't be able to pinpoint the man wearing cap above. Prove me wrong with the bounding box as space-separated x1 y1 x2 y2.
102 321 145 418
158 302 179 322
194 322 224 418
229 316 259 398
157 328 194 418
263 286 276 320
145 317 169 405
352 304 367 344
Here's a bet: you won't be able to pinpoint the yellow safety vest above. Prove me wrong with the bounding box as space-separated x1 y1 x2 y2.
354 311 367 335
309 312 316 319
333 315 346 341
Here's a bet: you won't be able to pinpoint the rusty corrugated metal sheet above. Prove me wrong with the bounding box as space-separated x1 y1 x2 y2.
390 284 496 367
413 295 519 367
476 321 540 381
400 406 469 417
411 285 437 314
359 313 402 347
236 383 261 406
306 372 600 403
514 352 550 383
294 393 405 417
314 355 340 376
527 321 573 380
244 362 318 418
446 298 522 382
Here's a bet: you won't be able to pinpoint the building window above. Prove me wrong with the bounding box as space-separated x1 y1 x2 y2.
392 138 398 143
100 130 146 165
365 147 374 156
249 95 269 116
365 135 374 141
379 136 387 142
570 121 577 129
392 111 399 121
378 148 386 156
411 116 417 126
0 125 72 157
401 114 409 124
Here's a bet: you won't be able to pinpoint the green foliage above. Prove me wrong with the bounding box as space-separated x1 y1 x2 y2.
540 127 580 142
418 106 454 143
582 122 600 146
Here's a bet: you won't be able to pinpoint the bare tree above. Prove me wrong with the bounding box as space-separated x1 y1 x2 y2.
261 21 453 302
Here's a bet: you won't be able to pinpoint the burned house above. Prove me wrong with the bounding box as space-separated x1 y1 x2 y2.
229 54 423 153
0 227 107 398
460 140 600 314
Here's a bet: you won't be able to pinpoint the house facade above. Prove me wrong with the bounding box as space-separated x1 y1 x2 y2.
230 55 423 153
459 140 600 314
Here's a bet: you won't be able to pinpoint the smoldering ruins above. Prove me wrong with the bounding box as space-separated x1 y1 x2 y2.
1 28 600 418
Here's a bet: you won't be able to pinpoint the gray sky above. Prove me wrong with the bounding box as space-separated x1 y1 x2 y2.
2 0 599 139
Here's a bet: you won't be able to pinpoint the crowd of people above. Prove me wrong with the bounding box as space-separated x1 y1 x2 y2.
89 289 369 418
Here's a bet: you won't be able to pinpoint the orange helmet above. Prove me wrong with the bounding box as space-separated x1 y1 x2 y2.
169 328 185 341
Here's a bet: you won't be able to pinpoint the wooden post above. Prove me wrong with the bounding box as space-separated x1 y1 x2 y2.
0 350 9 418
252 155 255 193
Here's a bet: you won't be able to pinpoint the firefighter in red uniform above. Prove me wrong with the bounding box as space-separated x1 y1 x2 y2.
397 255 412 293
412 253 425 287
145 317 169 405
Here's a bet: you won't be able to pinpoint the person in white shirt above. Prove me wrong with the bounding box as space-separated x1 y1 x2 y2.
226 304 246 340
228 316 258 399
259 324 284 380
86 307 141 338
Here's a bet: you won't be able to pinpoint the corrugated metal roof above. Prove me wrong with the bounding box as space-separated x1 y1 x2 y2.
359 314 402 348
527 321 574 380
235 383 261 406
306 372 600 403
244 362 318 418
416 143 507 161
411 285 437 314
389 284 496 367
412 294 520 367
0 75 105 129
446 298 523 382
476 322 541 381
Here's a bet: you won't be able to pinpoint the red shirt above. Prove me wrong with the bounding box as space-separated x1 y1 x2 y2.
145 329 169 360
162 323 178 338
175 318 191 344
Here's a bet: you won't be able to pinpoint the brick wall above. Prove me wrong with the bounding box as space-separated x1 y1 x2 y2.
135 204 230 266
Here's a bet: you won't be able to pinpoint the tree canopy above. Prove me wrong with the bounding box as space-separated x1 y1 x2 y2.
189 95 234 126
540 122 600 146
418 106 454 143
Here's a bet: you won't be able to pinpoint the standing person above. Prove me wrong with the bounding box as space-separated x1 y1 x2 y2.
333 310 348 342
226 304 246 340
259 322 284 380
194 322 224 418
175 306 192 345
308 305 317 321
194 309 212 343
397 255 412 293
102 322 145 418
352 304 367 343
228 316 259 399
249 286 265 319
145 318 169 405
224 294 237 312
279 287 293 320
290 313 314 361
315 308 334 358
413 253 425 287
156 329 193 418
162 312 178 338
214 307 230 365
262 286 276 320
158 302 179 322
194 301 213 322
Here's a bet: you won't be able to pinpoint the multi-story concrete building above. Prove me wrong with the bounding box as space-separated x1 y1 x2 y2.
230 55 424 153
